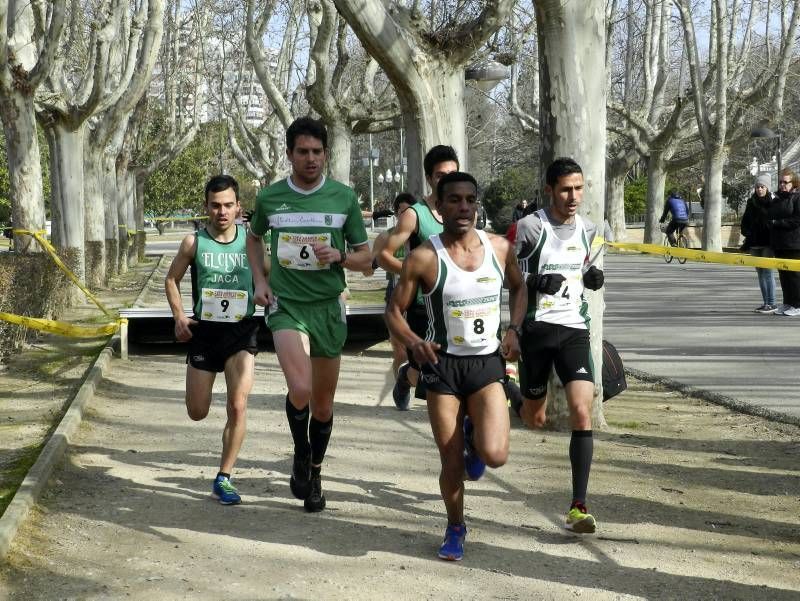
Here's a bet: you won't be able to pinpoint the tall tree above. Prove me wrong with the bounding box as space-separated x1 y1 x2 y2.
0 0 65 253
333 0 515 197
536 0 607 428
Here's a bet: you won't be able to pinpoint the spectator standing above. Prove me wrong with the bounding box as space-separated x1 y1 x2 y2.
511 199 528 223
741 174 777 313
767 170 800 316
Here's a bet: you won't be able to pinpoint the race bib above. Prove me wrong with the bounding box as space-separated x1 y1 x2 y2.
537 272 582 310
200 288 248 322
446 300 500 348
276 232 331 270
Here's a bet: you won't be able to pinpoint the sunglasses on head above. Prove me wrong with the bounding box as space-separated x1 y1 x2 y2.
780 180 793 185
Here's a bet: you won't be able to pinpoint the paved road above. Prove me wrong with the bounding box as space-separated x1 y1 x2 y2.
604 252 800 423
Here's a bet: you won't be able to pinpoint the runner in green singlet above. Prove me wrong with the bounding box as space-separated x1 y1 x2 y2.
165 175 259 505
246 117 371 513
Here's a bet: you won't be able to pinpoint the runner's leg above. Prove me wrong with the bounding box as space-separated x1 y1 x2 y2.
220 349 255 474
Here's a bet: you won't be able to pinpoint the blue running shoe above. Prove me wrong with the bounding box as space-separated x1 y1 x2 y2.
438 523 467 561
212 475 241 505
392 362 411 411
463 416 486 481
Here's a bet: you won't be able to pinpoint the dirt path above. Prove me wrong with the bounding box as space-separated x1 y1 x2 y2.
2 340 799 600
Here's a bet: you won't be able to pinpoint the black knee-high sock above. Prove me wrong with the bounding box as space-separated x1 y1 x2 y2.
285 395 310 458
569 430 593 506
309 415 333 466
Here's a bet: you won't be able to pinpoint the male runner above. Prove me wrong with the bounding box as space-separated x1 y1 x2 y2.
378 146 458 409
386 172 526 561
515 157 605 533
246 117 371 512
165 175 259 505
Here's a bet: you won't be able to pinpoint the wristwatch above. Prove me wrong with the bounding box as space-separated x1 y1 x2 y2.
336 249 347 265
507 324 523 338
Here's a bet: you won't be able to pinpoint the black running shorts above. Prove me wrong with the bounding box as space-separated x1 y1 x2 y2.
419 351 505 399
186 317 260 373
520 320 594 399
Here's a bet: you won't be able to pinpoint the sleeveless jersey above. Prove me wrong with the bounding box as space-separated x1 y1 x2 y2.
409 201 443 305
423 230 504 356
249 176 368 302
191 225 255 322
526 209 590 329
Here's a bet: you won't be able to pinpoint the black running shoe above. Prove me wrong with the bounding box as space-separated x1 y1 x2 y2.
392 362 412 411
289 454 311 500
304 471 326 512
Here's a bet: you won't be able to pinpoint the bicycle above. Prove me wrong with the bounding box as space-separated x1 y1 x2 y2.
661 224 688 264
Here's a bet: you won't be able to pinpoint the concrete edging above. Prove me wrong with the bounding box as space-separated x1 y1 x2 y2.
625 366 800 428
0 337 116 558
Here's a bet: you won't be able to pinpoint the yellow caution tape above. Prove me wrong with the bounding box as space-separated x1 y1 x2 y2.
595 237 800 272
0 313 125 338
14 229 113 317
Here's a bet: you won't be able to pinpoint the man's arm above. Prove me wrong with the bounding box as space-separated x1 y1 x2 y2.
491 235 526 362
164 234 197 342
659 200 670 223
246 231 272 307
385 246 441 365
377 207 418 275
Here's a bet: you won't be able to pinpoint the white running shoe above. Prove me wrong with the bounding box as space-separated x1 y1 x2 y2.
774 304 791 316
782 306 800 317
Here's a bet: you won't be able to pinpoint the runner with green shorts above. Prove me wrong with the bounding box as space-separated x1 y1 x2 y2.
246 117 371 512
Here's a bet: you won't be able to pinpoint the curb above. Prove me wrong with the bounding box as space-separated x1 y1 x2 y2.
0 335 117 559
626 367 800 428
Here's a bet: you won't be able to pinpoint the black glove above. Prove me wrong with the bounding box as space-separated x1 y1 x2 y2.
527 272 566 295
583 265 604 290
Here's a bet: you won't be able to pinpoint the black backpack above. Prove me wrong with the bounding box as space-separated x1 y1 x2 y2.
602 340 627 402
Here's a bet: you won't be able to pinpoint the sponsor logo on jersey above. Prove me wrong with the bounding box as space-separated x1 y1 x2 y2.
325 214 332 225
476 276 497 284
576 367 588 374
543 262 582 270
276 203 291 211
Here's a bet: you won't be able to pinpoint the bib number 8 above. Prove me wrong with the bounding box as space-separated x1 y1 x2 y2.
473 318 484 334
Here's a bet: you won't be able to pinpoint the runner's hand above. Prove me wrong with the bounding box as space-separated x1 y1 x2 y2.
311 242 343 265
411 340 440 365
527 273 566 295
582 266 604 290
501 331 520 362
254 281 273 307
174 315 197 342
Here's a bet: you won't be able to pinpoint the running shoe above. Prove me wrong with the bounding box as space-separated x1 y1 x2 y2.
290 453 311 500
754 304 777 314
774 304 791 316
565 503 596 533
304 470 326 512
212 475 241 505
392 362 412 411
463 415 486 481
437 523 467 561
782 306 800 316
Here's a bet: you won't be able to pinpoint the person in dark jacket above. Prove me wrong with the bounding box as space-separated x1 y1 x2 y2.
741 174 777 313
659 190 689 245
511 199 528 223
767 169 800 316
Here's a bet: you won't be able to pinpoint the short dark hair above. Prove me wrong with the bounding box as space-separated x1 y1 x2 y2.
205 174 239 203
436 171 478 202
393 192 416 213
286 117 328 150
545 157 583 187
668 189 678 197
423 145 459 177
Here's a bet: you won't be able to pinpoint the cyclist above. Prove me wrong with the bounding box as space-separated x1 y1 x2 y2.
659 190 689 246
